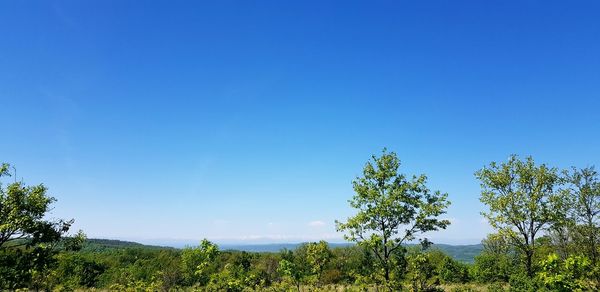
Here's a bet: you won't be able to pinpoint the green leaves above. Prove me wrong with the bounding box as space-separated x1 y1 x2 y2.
305 241 332 281
0 163 79 289
336 148 451 285
0 164 71 249
563 166 600 264
538 253 594 291
476 155 564 277
180 239 219 285
277 254 305 290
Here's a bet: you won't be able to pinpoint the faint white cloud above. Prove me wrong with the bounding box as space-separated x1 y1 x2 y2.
308 220 326 227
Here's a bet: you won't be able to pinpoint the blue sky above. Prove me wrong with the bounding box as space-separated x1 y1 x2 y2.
1 0 599 245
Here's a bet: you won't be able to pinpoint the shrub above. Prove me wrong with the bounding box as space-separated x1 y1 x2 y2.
471 252 512 283
487 282 507 292
508 273 540 292
537 253 593 291
449 284 478 292
438 256 470 283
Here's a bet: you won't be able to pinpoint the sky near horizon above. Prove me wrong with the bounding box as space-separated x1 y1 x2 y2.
1 1 599 245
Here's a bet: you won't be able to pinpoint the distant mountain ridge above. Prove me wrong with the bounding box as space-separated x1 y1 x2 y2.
82 238 174 252
219 242 353 252
85 239 483 263
220 242 482 263
428 244 483 263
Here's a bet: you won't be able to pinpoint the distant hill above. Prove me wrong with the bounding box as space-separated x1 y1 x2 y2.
82 238 173 252
219 242 353 253
220 242 483 263
428 244 483 263
83 239 483 263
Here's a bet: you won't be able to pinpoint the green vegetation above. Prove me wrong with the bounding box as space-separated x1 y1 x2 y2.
476 155 564 277
0 163 85 290
2 151 600 291
335 149 451 289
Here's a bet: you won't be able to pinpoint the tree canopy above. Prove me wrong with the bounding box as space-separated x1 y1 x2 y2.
0 163 82 289
336 149 450 287
476 155 565 277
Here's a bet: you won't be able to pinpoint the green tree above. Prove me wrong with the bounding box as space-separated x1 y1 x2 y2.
0 163 73 249
50 253 106 289
180 239 219 286
472 252 513 283
481 233 511 255
207 262 247 292
305 241 332 285
537 253 594 291
336 149 451 287
0 163 78 289
437 256 470 284
62 229 87 252
406 251 438 291
476 155 564 277
329 245 374 285
249 252 279 287
277 249 306 292
565 166 600 265
471 233 515 283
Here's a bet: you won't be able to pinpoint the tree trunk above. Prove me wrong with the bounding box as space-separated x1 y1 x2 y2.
589 217 597 266
384 265 390 282
382 220 390 282
525 250 534 278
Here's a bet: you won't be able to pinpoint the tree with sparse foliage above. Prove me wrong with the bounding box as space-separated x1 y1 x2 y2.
336 149 451 288
481 233 511 255
476 155 565 277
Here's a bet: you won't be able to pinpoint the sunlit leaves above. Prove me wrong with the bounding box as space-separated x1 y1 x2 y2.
336 148 451 285
180 239 219 285
476 155 564 277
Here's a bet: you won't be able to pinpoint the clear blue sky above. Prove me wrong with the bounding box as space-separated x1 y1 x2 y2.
1 0 599 245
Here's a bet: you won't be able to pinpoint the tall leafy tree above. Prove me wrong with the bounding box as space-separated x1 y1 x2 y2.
277 248 308 291
565 166 600 265
180 239 220 286
305 241 332 285
336 149 450 287
0 163 79 289
476 155 565 277
0 163 73 249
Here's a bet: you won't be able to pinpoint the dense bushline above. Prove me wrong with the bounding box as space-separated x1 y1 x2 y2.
4 235 597 291
2 239 476 291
